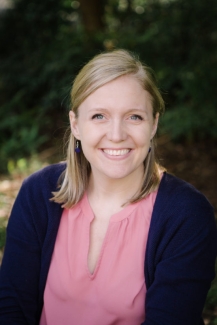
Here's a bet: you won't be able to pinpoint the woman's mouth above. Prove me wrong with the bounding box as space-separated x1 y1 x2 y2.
102 149 130 156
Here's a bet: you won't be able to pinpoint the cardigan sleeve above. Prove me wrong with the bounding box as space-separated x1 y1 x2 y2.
143 174 217 325
0 180 43 325
0 164 64 325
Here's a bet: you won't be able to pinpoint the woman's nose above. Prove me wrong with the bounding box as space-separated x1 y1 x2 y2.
107 119 127 142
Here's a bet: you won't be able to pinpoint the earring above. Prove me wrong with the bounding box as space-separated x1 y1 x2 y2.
148 147 151 153
75 140 81 153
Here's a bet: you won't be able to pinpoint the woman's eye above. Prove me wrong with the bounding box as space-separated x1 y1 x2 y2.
130 114 143 120
92 114 104 120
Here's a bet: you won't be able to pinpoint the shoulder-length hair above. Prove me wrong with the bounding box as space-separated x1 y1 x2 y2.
52 49 165 208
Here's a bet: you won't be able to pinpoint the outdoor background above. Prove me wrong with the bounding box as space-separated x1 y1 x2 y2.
0 0 216 323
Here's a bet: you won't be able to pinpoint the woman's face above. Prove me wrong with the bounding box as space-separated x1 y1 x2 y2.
70 75 159 183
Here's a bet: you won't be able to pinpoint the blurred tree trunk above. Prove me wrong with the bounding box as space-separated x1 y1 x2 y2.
79 0 105 33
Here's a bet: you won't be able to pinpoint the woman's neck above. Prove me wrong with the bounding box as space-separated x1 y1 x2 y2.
87 169 144 211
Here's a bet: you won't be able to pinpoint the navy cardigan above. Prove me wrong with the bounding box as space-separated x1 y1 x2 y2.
0 163 216 325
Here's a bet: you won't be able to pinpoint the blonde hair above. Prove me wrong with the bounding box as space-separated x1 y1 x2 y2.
52 49 165 208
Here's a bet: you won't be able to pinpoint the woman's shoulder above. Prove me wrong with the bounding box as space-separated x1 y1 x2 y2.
158 172 213 213
22 162 66 191
151 172 215 235
14 162 67 207
148 172 217 261
9 163 65 230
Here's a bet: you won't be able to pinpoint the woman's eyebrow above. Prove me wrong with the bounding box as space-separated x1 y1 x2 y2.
87 107 148 113
87 108 109 112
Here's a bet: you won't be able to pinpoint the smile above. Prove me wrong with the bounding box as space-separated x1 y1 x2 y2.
102 149 130 156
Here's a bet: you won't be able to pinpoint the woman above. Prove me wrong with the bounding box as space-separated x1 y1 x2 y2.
0 49 216 325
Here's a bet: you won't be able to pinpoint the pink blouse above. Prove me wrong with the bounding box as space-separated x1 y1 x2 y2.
40 190 158 325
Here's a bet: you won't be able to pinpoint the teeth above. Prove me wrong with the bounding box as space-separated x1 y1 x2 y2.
103 149 130 156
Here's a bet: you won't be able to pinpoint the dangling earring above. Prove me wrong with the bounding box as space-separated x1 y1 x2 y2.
75 140 81 153
148 139 152 153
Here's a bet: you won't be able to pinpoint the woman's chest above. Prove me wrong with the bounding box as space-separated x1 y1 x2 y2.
42 195 156 325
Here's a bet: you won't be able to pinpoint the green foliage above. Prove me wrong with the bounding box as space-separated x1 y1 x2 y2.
204 261 217 325
206 276 217 310
0 0 103 172
0 0 217 171
104 0 217 141
7 155 48 176
0 218 7 250
160 105 217 142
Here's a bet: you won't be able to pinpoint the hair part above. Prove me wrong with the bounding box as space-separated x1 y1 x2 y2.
51 49 165 208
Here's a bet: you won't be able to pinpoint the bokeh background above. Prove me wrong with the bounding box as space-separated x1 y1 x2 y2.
0 0 216 323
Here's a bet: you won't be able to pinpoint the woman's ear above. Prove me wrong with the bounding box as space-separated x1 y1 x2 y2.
69 110 80 140
151 113 159 139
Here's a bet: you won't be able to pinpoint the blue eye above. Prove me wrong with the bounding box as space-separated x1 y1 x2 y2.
92 114 104 119
130 115 143 120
